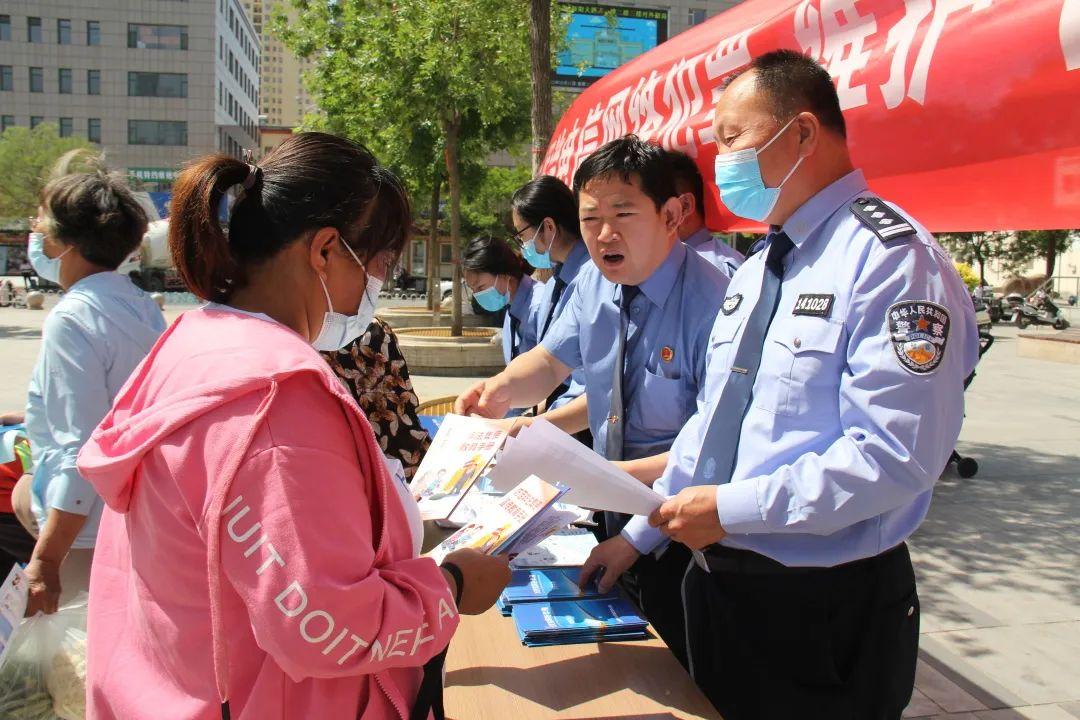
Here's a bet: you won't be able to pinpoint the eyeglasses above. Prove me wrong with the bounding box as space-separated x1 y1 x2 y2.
508 225 533 246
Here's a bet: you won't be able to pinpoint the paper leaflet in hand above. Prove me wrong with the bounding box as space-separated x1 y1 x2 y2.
428 475 574 564
410 414 508 521
488 418 664 515
0 564 28 668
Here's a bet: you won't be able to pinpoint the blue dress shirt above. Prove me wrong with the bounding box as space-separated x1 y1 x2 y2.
536 241 592 410
502 273 544 365
630 170 980 564
542 240 729 461
684 227 744 279
25 272 166 548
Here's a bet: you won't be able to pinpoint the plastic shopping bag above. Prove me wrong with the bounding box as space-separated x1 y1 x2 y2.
0 594 87 720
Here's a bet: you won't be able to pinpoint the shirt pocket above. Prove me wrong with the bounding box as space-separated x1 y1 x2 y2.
706 315 744 380
756 317 845 417
632 366 694 434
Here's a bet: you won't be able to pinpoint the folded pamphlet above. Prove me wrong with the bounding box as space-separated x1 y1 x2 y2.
512 596 650 647
410 414 508 521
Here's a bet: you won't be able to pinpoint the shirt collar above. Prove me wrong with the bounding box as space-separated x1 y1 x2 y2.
508 274 534 319
781 169 868 248
67 270 125 294
632 240 685 310
682 227 712 249
555 240 590 282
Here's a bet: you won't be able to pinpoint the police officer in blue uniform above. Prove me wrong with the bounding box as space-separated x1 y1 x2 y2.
640 51 978 718
667 149 745 278
456 137 730 665
509 176 592 428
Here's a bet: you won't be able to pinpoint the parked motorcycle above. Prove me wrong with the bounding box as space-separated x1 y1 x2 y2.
1014 289 1070 330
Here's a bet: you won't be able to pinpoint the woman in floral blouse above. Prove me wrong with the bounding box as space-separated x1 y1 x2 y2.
322 318 432 479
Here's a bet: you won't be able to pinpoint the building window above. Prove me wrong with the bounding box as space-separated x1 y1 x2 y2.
439 243 453 264
88 69 101 95
29 67 44 93
128 71 188 98
31 116 43 129
28 17 42 43
1 116 14 133
0 66 11 91
411 240 426 276
688 9 707 26
59 118 73 137
59 68 73 94
88 118 101 144
87 21 100 46
128 119 187 146
127 23 188 50
218 80 222 105
58 18 71 44
0 15 11 42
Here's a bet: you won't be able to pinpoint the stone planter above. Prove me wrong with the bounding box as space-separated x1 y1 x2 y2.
376 306 489 330
395 326 505 376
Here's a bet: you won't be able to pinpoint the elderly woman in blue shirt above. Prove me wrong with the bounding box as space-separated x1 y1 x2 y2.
10 153 165 615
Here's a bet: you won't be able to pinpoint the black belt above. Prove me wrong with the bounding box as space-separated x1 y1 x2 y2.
692 542 906 576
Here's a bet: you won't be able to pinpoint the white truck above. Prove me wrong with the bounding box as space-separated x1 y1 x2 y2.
116 219 186 293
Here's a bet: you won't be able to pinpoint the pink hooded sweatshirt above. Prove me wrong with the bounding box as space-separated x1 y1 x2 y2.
77 306 459 719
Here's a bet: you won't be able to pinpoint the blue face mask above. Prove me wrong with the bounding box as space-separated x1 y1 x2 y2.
521 226 553 270
28 232 71 285
714 116 803 222
473 275 510 312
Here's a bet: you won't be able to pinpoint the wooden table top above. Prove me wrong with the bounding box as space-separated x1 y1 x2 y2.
443 606 721 720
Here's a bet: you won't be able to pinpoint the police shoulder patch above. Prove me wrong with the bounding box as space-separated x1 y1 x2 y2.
888 300 950 374
851 196 917 243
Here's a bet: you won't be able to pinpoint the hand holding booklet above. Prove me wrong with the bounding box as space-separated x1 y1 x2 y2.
428 476 579 564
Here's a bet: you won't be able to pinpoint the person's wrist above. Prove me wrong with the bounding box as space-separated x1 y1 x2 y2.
441 561 465 605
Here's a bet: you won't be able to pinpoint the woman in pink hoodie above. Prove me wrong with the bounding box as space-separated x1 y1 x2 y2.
76 133 510 720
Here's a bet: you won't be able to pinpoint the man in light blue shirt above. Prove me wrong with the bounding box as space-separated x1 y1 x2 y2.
457 137 730 664
667 149 744 278
14 163 165 616
643 51 978 718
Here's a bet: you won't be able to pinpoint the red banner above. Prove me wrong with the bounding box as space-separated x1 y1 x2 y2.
540 0 1080 232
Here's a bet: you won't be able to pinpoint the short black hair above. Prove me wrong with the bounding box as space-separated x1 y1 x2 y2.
462 234 529 278
666 150 705 220
511 175 580 239
723 49 846 138
572 135 676 211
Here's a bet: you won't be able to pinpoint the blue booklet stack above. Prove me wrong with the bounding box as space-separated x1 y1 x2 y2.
512 596 650 647
497 567 617 616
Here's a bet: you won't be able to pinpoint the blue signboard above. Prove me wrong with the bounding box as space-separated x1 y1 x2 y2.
555 3 668 89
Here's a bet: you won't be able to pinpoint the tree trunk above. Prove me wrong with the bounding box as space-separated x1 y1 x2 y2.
529 0 553 177
973 242 986 286
427 173 441 316
1045 234 1058 278
444 117 464 337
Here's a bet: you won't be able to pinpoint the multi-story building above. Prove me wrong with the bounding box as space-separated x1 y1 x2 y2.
0 0 259 190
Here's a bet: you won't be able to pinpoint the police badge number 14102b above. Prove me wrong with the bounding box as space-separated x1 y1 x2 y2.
887 300 950 374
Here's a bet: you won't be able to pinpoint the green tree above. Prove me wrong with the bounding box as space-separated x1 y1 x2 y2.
938 231 1009 285
461 163 533 238
0 124 91 222
277 0 534 334
1006 230 1076 278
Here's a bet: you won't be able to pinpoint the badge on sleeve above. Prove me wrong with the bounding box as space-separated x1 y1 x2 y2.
721 294 742 315
888 301 950 374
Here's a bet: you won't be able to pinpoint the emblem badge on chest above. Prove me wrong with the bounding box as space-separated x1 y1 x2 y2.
660 346 674 363
721 293 742 315
887 300 951 374
792 293 835 318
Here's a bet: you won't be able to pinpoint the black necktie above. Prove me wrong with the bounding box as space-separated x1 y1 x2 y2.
692 231 794 490
541 272 567 339
509 314 522 359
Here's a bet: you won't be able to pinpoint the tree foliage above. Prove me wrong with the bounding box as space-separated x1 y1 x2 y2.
276 0 536 333
0 124 92 222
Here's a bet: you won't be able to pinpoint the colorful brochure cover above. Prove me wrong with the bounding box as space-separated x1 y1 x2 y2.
411 414 508 521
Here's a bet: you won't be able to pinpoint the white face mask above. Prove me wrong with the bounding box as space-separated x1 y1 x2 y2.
311 241 381 352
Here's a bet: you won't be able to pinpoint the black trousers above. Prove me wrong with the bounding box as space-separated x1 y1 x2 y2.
594 514 691 669
683 543 919 720
0 512 35 572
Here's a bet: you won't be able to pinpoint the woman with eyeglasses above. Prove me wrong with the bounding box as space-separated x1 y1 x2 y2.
75 133 510 719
